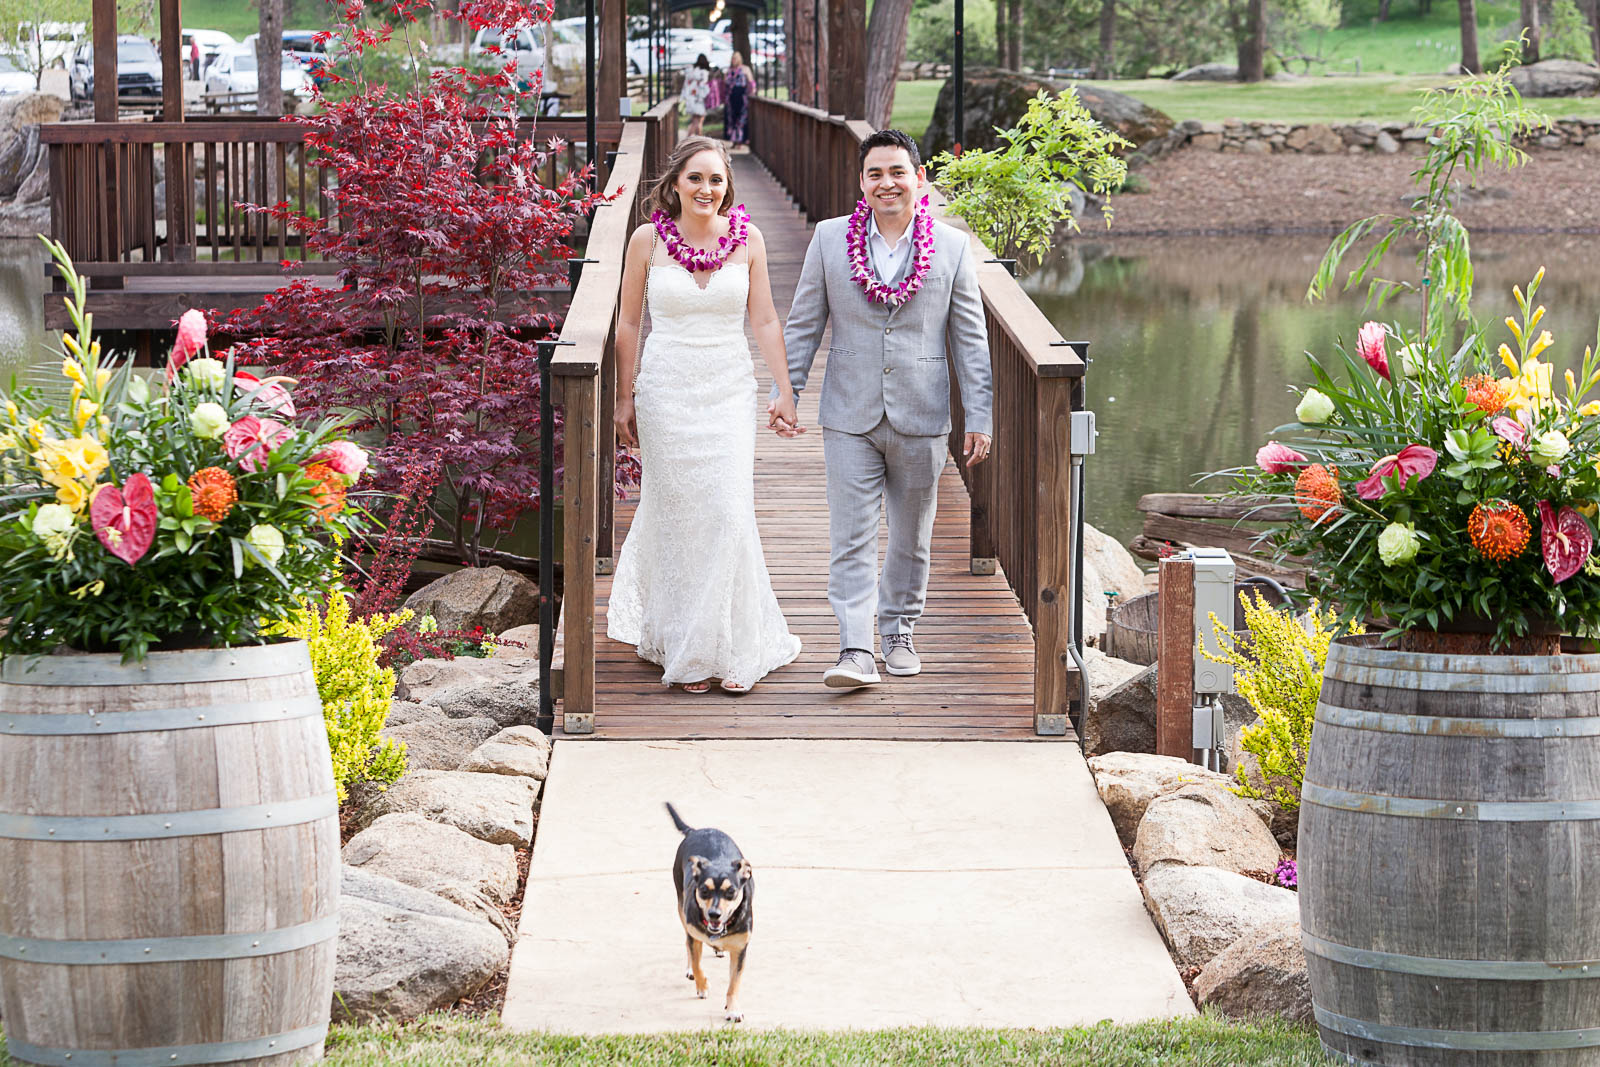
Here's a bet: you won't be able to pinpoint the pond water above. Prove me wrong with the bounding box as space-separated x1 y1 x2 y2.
1024 234 1600 549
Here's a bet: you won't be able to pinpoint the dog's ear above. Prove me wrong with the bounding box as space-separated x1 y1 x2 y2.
737 858 753 881
690 856 708 877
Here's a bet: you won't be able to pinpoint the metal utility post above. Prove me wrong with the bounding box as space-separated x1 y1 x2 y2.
811 0 819 107
647 0 656 105
585 0 597 185
953 0 964 153
536 338 558 734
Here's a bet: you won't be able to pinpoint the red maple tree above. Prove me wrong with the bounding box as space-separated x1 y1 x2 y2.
228 0 611 566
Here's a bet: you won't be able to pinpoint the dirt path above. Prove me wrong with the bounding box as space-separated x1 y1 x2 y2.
1098 147 1600 238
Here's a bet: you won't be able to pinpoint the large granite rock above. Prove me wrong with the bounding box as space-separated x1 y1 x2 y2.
923 68 1172 161
1133 783 1281 876
1194 917 1311 1022
344 812 520 904
0 92 65 237
379 714 501 771
1172 62 1239 82
1080 523 1148 642
398 655 540 727
386 700 447 726
334 867 509 1023
460 725 551 781
402 565 540 634
1087 751 1233 846
357 770 539 847
1141 863 1301 968
1509 60 1600 98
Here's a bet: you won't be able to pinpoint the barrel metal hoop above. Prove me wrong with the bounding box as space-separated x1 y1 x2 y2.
1315 1006 1600 1051
0 643 311 686
1316 702 1600 739
0 794 337 841
0 915 338 964
1323 661 1600 694
1301 782 1600 821
4 1023 328 1066
1303 931 1600 980
2 696 323 736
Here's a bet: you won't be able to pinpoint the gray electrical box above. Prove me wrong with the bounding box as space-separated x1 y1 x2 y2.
1188 547 1236 696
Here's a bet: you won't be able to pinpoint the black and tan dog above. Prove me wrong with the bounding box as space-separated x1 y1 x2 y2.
666 802 753 1022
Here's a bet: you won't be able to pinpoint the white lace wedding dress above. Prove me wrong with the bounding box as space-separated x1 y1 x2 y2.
606 256 802 689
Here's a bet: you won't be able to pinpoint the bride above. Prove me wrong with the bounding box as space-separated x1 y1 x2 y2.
609 136 803 693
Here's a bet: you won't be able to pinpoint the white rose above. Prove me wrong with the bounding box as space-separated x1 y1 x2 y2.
189 402 231 440
31 502 75 539
1296 388 1335 425
183 357 227 392
1532 429 1571 465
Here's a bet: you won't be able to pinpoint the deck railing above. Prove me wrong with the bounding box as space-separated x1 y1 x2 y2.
42 115 627 285
552 97 679 734
749 97 1087 736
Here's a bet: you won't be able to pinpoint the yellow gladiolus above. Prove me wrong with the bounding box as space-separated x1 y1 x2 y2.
61 334 81 356
61 357 86 386
1581 401 1600 417
25 419 45 447
1534 265 1546 287
54 477 91 513
1506 317 1524 343
1529 330 1555 360
74 400 98 431
1582 502 1599 520
3 400 17 424
89 341 100 359
1567 369 1577 396
1499 344 1519 374
34 435 109 488
95 368 110 391
1531 305 1547 329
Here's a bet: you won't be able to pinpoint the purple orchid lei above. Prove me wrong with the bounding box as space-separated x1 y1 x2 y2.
845 195 935 306
652 204 751 273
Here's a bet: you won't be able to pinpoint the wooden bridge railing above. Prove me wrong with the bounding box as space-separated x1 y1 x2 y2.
749 96 1087 736
42 115 626 286
553 97 679 734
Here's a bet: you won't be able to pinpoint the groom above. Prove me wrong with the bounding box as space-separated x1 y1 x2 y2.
772 128 994 688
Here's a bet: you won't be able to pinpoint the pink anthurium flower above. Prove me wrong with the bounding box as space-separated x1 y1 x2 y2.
1355 444 1438 500
1539 501 1594 584
1491 414 1529 449
233 371 298 417
1357 321 1390 380
1256 441 1309 474
165 309 207 381
89 473 158 566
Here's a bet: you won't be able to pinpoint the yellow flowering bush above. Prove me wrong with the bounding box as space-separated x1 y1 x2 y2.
266 590 409 801
1204 592 1362 815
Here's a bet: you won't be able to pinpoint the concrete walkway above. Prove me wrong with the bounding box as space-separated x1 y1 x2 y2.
502 740 1192 1033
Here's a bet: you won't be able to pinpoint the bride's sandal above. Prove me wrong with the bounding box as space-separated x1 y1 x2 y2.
720 679 751 694
680 680 713 694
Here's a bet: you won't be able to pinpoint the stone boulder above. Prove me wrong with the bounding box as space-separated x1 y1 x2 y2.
334 867 509 1023
1133 783 1281 876
1509 60 1600 98
461 725 552 781
1194 917 1311 1023
1087 751 1233 846
344 812 520 904
1172 63 1239 82
379 714 500 772
923 68 1172 161
356 770 539 847
398 655 540 727
402 565 540 634
1141 863 1301 968
1083 657 1258 761
1080 523 1148 642
1284 123 1343 154
386 700 447 726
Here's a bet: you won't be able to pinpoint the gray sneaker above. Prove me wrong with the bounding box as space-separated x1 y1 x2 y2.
881 633 921 677
823 649 881 688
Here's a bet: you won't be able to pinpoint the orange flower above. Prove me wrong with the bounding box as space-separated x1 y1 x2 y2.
304 460 346 520
1295 463 1342 521
187 466 237 522
1468 500 1531 562
1461 374 1509 416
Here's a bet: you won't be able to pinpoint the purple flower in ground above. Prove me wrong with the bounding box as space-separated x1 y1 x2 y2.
1275 857 1298 890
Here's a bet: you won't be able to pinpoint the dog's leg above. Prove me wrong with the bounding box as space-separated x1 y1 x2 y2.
688 936 708 999
684 934 697 982
723 944 748 1022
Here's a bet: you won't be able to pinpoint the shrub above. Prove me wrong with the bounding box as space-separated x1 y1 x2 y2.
1203 592 1360 814
267 590 409 801
1543 0 1597 64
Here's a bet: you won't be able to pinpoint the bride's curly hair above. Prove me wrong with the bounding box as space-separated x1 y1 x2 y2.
644 136 737 219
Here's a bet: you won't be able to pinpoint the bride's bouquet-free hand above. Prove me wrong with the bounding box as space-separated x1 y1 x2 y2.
0 240 369 661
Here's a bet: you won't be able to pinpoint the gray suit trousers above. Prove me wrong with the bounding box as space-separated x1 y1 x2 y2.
823 416 946 652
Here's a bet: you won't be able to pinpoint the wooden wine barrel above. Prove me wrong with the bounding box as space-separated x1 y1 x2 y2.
1301 635 1600 1066
0 642 339 1067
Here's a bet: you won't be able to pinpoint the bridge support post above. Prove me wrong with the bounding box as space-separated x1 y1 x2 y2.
561 374 600 735
1033 377 1073 736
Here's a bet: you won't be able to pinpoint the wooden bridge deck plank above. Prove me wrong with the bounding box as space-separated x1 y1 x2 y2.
561 154 1057 742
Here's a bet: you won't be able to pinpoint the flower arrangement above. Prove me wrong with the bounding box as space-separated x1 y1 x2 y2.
0 241 368 661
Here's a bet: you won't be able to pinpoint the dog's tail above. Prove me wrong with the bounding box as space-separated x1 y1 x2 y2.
664 802 694 835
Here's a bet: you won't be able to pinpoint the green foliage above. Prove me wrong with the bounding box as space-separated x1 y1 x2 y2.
1543 0 1598 64
1204 594 1358 813
906 0 997 66
266 590 409 802
0 0 88 87
928 90 1130 262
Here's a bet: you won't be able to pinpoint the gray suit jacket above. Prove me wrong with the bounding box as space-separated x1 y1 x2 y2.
782 216 994 438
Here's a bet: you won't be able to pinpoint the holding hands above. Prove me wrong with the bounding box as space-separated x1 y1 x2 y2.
767 392 806 438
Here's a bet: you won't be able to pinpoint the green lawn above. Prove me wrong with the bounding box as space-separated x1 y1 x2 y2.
4 1014 1329 1066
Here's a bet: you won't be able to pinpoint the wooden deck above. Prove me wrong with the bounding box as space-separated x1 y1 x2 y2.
558 154 1053 741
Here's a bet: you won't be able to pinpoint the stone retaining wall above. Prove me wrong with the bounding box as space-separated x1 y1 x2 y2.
1165 117 1600 155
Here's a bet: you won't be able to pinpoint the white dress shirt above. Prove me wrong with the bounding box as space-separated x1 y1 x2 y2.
867 211 914 283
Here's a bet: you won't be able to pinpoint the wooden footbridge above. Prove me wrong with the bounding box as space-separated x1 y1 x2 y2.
551 98 1087 741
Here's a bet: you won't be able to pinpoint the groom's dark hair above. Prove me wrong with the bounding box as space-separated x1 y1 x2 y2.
858 129 922 173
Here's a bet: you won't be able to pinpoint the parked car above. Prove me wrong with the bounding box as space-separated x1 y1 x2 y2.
203 46 313 108
0 53 32 93
68 35 163 105
181 28 237 79
625 27 731 74
12 20 81 70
